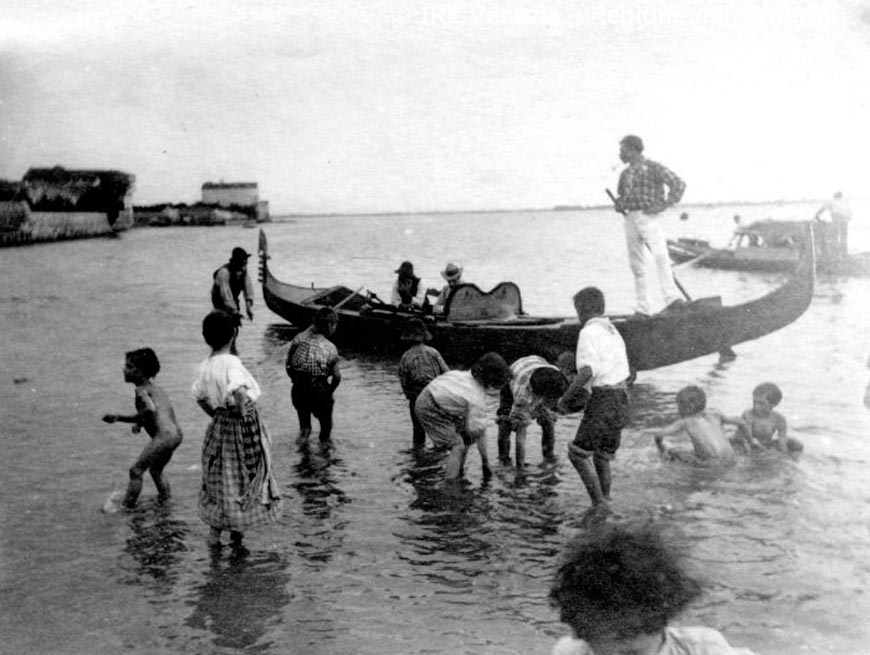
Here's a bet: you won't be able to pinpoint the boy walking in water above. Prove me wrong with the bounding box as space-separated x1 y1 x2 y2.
397 318 449 450
557 287 630 511
103 348 183 509
648 385 739 464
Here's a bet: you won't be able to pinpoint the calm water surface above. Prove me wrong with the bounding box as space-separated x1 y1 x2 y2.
2 205 869 655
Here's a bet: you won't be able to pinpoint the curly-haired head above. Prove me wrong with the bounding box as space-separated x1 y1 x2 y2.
529 367 569 400
676 385 706 417
753 382 782 406
125 348 160 378
549 523 701 642
470 352 511 389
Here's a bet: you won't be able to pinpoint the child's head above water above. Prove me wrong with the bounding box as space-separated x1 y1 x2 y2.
202 310 237 350
549 523 701 646
752 382 782 407
125 347 160 380
529 367 569 401
676 385 706 417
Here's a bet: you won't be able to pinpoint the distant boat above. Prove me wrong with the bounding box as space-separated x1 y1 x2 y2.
668 219 870 276
0 166 135 247
259 226 815 372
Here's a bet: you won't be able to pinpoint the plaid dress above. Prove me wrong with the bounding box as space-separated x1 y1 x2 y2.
193 354 282 530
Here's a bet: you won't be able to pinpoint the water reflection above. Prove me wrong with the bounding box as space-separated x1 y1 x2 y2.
120 502 189 593
290 439 350 565
185 549 292 651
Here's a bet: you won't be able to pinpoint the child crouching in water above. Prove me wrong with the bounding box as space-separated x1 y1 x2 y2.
192 310 282 550
548 523 758 655
103 348 183 509
648 385 740 465
734 382 803 454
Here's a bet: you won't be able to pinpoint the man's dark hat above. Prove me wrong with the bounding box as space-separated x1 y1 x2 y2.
231 247 251 262
401 317 432 342
395 261 414 275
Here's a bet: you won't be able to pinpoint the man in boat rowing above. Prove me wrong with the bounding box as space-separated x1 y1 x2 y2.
557 287 630 512
614 135 686 316
212 247 255 324
814 191 852 259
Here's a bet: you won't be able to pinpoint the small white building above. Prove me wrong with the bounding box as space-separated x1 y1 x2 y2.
201 181 269 220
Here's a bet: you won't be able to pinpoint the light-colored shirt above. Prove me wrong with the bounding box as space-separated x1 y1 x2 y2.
508 355 559 423
426 369 495 437
576 316 630 387
817 197 852 223
192 352 261 407
552 627 758 655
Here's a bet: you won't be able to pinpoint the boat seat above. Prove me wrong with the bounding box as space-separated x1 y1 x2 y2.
443 282 523 322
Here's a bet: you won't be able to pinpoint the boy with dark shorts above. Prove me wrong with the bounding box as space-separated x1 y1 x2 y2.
285 307 341 447
557 287 630 510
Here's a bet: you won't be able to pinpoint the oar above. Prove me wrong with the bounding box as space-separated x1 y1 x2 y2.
605 189 692 302
333 286 367 310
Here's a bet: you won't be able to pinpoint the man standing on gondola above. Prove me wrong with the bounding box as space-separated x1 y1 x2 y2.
614 135 686 317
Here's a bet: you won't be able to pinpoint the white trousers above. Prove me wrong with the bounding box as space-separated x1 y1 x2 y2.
623 210 680 314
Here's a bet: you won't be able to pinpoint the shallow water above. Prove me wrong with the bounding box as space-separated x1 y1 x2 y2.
1 204 869 654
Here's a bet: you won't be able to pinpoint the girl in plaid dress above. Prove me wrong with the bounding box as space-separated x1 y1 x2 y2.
193 310 282 550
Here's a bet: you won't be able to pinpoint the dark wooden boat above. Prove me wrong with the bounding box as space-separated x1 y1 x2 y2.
259 227 814 372
669 219 870 276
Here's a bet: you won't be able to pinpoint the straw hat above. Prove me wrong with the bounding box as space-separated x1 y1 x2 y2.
400 318 432 342
441 262 463 282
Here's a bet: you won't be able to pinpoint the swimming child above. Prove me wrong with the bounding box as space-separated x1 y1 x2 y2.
648 385 740 464
735 382 803 454
193 310 282 550
102 348 183 509
397 318 449 450
548 523 759 655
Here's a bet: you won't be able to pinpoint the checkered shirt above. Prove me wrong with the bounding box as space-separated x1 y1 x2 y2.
617 158 685 214
285 327 339 377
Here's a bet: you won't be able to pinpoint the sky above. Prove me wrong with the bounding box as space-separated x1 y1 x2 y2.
2 0 870 214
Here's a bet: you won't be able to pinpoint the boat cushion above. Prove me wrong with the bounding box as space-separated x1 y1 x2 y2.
443 282 523 322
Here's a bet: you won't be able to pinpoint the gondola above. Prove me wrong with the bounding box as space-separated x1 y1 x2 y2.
259 226 814 372
669 219 870 276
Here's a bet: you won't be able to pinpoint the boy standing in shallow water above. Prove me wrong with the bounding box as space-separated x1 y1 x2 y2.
548 523 758 655
397 318 449 450
103 348 183 509
735 382 803 454
648 385 740 465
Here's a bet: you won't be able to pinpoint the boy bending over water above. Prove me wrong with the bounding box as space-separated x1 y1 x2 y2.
649 386 740 465
103 348 183 508
735 382 803 454
549 523 758 655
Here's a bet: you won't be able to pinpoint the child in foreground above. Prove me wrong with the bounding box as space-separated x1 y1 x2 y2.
193 310 282 550
103 348 183 509
397 317 449 450
734 383 803 454
548 524 758 655
648 386 739 465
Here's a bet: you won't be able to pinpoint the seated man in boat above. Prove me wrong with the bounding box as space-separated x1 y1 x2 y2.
428 262 464 314
391 261 428 310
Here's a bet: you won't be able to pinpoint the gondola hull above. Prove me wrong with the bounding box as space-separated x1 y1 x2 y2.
260 228 814 371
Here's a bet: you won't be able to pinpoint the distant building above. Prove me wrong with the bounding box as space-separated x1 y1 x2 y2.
201 181 269 221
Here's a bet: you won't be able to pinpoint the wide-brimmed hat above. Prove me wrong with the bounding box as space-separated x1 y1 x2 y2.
400 317 432 342
395 261 414 275
230 247 250 263
441 262 463 282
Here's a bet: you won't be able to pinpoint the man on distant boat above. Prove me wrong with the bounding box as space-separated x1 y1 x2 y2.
815 191 852 259
212 247 255 325
613 135 686 316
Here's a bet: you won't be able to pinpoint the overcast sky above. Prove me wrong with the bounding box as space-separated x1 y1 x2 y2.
2 0 869 214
